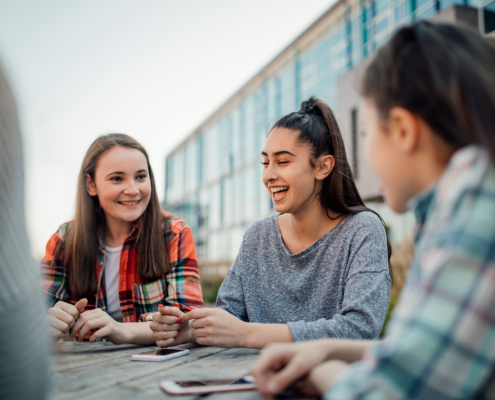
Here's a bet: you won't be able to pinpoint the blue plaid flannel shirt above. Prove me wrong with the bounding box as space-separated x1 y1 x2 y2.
325 145 495 400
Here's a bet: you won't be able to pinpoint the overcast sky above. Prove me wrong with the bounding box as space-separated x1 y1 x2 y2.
0 0 335 257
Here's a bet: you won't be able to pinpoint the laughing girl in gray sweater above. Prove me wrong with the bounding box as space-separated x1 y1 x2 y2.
150 97 391 349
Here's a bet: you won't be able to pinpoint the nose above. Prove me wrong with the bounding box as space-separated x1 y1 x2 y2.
123 180 140 196
262 161 278 185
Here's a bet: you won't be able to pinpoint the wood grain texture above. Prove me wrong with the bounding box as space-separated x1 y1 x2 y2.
50 342 311 400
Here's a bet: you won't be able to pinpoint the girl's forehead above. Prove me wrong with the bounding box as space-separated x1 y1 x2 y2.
264 128 308 154
96 146 148 173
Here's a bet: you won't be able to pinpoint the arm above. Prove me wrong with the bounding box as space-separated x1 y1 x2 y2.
215 250 248 321
164 225 203 312
288 225 391 342
325 236 495 397
40 227 70 306
139 224 202 322
251 339 372 397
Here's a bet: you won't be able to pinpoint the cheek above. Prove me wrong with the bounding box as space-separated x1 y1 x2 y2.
365 134 409 213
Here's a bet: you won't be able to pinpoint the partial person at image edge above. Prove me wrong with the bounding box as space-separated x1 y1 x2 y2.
0 62 50 399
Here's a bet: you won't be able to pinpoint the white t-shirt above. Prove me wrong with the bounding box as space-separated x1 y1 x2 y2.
104 245 124 323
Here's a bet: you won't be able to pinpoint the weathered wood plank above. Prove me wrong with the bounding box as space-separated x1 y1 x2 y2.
51 344 229 399
50 344 312 400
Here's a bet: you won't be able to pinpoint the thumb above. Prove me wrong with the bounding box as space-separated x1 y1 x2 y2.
75 298 88 313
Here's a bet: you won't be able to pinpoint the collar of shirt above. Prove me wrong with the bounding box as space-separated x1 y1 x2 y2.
97 220 140 250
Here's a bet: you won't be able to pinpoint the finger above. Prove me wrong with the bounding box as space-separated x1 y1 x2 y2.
264 357 309 395
75 298 88 313
152 330 179 341
152 313 182 325
158 305 184 317
150 321 181 332
181 308 208 322
71 311 100 338
78 317 106 342
50 308 76 329
156 338 175 348
49 317 70 334
56 302 80 320
89 326 112 343
190 318 208 329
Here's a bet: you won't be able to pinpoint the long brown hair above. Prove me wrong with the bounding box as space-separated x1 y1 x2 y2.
55 133 172 297
362 21 495 161
272 97 392 278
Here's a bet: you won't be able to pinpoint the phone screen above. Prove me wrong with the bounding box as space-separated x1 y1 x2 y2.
176 377 254 387
141 349 185 356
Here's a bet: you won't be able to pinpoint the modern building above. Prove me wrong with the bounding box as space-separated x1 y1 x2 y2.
164 0 480 279
480 0 495 34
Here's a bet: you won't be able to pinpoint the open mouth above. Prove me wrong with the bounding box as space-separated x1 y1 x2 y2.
118 200 141 207
270 186 289 202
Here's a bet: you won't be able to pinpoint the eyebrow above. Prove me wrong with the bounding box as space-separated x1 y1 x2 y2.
261 150 296 157
106 169 148 177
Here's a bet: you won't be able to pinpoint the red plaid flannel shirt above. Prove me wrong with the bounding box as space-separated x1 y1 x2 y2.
41 211 203 322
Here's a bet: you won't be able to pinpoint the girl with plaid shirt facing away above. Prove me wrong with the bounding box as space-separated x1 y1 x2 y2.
42 134 202 345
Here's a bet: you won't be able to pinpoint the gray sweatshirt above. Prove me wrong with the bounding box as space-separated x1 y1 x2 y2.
216 211 391 341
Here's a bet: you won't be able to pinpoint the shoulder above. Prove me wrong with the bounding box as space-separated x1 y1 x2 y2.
435 146 494 211
345 211 385 237
51 221 72 241
161 210 192 237
243 214 278 241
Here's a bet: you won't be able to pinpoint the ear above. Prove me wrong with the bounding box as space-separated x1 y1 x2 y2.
85 173 97 196
388 107 420 154
315 155 335 181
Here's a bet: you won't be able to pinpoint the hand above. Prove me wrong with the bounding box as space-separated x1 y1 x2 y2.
70 308 128 344
251 341 334 398
47 298 87 340
150 305 191 347
181 308 247 348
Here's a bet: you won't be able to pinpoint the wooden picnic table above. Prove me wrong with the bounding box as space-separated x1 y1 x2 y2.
51 341 310 400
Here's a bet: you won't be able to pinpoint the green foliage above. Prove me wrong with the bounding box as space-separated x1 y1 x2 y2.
201 280 223 306
380 293 399 337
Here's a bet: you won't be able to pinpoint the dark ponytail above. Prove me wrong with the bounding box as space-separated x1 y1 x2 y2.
272 96 392 277
363 21 495 161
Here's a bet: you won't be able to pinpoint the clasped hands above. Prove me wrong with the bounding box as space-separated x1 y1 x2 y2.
47 299 130 344
150 306 249 348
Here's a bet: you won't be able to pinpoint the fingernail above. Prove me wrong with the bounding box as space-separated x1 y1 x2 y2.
267 381 279 394
158 304 164 308
175 318 181 323
180 324 185 328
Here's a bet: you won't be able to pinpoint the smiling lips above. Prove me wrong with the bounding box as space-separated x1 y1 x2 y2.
118 200 141 207
270 186 289 202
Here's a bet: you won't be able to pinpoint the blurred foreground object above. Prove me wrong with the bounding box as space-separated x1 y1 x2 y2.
0 63 50 399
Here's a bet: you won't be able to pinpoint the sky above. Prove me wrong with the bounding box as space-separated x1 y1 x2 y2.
0 0 335 258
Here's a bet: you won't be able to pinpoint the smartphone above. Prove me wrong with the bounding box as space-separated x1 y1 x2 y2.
160 376 257 395
131 348 189 362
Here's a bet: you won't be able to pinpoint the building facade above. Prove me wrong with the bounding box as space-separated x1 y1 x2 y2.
164 0 479 279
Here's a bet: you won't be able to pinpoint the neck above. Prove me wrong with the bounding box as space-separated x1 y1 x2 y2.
414 133 457 195
287 199 342 243
103 216 134 248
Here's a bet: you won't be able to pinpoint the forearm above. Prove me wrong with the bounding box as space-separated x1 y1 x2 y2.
316 338 372 363
123 322 155 345
311 360 349 395
242 323 294 349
